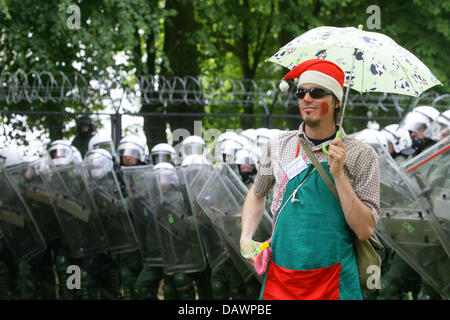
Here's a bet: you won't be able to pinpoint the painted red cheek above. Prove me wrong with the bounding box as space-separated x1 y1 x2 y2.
320 102 329 116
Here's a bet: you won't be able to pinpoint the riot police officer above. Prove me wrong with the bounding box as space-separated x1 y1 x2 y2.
47 140 100 299
115 134 155 299
353 128 425 300
72 116 95 157
399 106 440 156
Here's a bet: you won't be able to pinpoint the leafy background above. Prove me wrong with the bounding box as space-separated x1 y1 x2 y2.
0 0 448 152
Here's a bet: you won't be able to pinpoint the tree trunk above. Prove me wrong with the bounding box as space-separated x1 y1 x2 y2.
163 0 203 144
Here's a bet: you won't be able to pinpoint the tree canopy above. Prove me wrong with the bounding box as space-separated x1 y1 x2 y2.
1 0 448 149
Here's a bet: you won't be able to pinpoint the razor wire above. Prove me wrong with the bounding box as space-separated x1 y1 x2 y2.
0 71 447 115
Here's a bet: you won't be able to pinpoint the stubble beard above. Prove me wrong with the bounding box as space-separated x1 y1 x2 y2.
304 117 321 128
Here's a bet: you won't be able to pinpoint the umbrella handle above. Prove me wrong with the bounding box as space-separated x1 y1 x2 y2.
322 130 342 155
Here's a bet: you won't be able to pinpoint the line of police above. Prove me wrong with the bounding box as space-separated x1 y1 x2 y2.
0 105 448 300
353 106 449 300
0 122 276 300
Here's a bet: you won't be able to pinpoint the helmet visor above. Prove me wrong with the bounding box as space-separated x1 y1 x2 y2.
50 147 70 160
93 141 114 154
183 143 203 156
425 116 450 141
152 152 172 165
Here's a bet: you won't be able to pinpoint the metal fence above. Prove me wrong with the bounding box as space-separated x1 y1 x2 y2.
1 71 449 153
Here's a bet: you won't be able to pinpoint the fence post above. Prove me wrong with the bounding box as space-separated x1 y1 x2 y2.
110 113 122 149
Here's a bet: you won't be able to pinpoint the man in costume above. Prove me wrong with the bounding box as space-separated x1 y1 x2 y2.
240 59 380 300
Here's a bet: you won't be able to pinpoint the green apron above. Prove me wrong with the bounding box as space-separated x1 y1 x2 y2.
260 160 362 300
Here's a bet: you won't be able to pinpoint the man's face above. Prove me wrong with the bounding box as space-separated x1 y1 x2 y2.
122 155 138 166
80 124 90 133
387 141 395 155
239 164 256 173
439 124 449 141
410 124 427 140
298 83 338 128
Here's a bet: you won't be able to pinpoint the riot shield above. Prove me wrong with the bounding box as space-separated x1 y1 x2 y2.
196 164 272 283
0 164 46 260
402 135 450 255
375 146 450 299
82 161 138 254
192 165 254 282
180 164 229 271
218 164 272 238
121 165 165 266
41 164 108 258
149 166 206 275
5 160 62 241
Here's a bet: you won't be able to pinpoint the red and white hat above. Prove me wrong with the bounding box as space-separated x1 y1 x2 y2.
279 59 345 101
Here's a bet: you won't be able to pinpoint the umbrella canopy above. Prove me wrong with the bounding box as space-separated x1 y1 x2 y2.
267 26 442 97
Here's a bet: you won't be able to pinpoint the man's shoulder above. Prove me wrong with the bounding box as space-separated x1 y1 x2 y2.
344 135 378 158
269 129 299 145
343 135 379 172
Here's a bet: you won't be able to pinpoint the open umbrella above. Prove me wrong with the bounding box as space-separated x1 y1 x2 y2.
268 25 441 97
267 25 442 153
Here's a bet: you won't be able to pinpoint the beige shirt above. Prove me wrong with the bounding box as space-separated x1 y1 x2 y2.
253 122 381 224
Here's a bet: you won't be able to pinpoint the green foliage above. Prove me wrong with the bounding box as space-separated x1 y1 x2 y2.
0 0 448 144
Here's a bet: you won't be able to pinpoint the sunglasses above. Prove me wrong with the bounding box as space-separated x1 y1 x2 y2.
296 87 333 99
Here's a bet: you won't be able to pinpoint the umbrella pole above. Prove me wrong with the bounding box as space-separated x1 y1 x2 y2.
323 48 357 155
338 49 357 130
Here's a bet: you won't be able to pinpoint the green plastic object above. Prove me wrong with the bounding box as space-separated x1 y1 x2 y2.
322 130 342 155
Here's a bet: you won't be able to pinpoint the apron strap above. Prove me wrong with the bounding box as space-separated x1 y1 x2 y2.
300 140 341 204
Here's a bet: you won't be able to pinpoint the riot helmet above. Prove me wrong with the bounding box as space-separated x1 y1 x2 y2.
381 125 414 157
22 154 46 180
88 132 116 158
71 146 82 165
118 134 147 166
425 110 450 142
214 132 246 164
84 149 113 180
235 146 259 183
151 143 177 165
76 116 94 136
255 128 272 148
181 135 205 159
239 129 258 147
353 129 388 156
400 106 440 152
400 106 440 134
48 140 77 166
0 147 23 169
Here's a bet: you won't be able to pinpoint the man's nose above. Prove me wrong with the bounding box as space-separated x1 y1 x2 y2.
302 92 313 103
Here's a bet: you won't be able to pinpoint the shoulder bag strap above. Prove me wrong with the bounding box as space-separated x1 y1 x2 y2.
299 139 341 204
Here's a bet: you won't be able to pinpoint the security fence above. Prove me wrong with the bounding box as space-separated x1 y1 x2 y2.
1 71 448 153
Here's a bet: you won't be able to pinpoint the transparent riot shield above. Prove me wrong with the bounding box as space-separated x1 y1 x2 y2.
193 166 254 282
82 162 138 254
375 146 450 299
5 160 62 241
196 164 271 283
121 165 165 266
218 164 272 238
402 135 450 255
41 164 108 258
180 164 229 271
0 164 46 260
149 166 206 275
